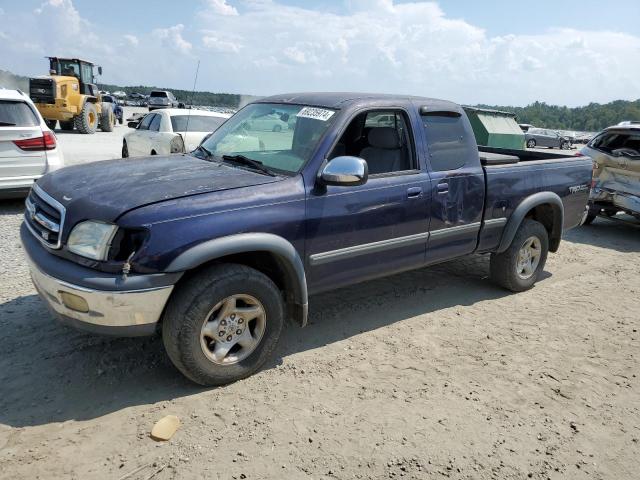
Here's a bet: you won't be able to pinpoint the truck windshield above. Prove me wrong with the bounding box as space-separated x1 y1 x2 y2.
200 103 337 175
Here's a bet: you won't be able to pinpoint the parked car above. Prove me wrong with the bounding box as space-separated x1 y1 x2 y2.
21 92 592 385
122 108 230 157
525 128 572 149
101 94 123 125
580 124 640 224
0 88 64 198
148 90 183 111
246 112 289 132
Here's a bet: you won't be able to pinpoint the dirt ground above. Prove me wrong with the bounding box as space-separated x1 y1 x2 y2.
0 194 638 480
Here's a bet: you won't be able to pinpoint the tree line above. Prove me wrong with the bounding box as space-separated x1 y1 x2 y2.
476 100 640 132
97 83 244 108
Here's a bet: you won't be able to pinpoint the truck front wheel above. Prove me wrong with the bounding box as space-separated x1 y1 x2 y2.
490 219 549 292
74 102 98 134
162 264 284 386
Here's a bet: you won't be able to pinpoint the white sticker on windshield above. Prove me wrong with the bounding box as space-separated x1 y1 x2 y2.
296 107 335 122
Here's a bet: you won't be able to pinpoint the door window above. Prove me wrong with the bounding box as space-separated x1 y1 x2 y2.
138 114 155 131
329 110 415 175
149 114 162 132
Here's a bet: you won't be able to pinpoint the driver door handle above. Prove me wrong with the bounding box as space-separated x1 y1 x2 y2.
407 187 423 198
437 181 449 195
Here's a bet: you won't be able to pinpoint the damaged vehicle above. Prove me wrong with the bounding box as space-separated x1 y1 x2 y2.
581 124 640 225
21 93 592 386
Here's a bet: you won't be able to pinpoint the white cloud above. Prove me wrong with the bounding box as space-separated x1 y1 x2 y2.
206 0 238 16
153 24 192 55
123 34 139 46
1 0 639 106
202 33 242 53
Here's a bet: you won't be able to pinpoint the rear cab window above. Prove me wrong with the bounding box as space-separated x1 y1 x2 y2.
421 111 472 171
0 100 39 127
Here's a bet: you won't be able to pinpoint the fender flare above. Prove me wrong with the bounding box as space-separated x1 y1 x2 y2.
497 191 564 253
166 233 309 326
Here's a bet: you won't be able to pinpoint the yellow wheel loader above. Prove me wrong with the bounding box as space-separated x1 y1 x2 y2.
29 57 115 134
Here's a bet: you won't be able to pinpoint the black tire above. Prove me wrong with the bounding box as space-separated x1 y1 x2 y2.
490 219 549 292
44 119 57 130
122 140 129 158
526 139 536 148
272 124 282 132
74 102 98 134
582 204 599 226
162 264 285 386
99 103 114 132
561 141 570 150
150 150 157 155
583 213 597 225
59 120 74 131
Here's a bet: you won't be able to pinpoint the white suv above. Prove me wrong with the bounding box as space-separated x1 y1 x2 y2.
0 89 64 198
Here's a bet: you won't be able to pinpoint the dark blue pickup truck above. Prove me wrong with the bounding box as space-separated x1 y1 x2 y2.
21 93 593 385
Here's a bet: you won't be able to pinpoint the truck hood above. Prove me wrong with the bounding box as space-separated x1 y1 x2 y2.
36 154 281 225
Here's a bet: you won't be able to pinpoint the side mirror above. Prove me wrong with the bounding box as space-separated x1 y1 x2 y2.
320 156 368 187
98 66 102 75
127 121 139 129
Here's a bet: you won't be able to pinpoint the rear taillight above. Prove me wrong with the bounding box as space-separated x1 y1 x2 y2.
13 131 57 151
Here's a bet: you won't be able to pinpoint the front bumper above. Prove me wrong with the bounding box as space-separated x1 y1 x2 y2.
21 223 181 336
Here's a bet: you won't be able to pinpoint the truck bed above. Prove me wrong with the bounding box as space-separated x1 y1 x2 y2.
478 146 578 166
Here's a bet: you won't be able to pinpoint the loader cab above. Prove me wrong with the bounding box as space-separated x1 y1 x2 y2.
48 57 101 97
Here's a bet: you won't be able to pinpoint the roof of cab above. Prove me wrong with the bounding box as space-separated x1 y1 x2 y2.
256 92 461 112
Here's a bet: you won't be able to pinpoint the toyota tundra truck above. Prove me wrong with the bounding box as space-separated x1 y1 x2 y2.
21 93 593 385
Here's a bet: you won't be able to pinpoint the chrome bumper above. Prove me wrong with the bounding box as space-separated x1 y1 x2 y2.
27 255 174 336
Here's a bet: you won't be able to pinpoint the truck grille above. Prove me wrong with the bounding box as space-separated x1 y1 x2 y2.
29 78 56 104
24 185 65 249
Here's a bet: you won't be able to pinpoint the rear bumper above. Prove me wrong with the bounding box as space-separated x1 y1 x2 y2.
0 175 41 197
21 223 181 336
591 187 640 215
35 101 78 121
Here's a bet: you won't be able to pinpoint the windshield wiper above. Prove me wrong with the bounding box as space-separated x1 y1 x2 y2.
222 154 276 177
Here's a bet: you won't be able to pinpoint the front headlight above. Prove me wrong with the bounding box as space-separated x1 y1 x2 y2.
67 221 118 261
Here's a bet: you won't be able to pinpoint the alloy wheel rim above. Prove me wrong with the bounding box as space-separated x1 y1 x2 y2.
516 236 542 280
200 294 266 365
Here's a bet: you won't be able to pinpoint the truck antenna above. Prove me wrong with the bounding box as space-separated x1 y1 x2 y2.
183 60 200 143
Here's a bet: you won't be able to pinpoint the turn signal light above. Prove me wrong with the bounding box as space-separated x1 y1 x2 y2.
59 291 90 313
13 131 57 151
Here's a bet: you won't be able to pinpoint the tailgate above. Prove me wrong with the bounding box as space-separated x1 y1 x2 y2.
0 126 47 178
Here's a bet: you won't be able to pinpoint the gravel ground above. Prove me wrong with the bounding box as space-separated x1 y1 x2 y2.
0 121 638 479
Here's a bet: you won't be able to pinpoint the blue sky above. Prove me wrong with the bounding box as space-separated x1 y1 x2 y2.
1 0 639 106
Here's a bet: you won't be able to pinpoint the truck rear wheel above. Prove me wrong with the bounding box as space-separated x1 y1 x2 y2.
99 103 114 132
74 102 98 134
59 120 74 131
162 264 284 386
44 119 57 130
490 219 549 292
